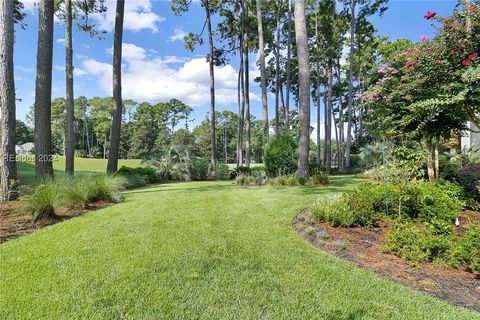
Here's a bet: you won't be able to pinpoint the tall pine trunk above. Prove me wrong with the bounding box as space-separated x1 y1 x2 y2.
325 66 333 173
255 0 269 140
0 0 17 201
294 0 310 177
34 0 54 179
345 0 356 168
285 0 292 129
243 0 251 167
274 2 281 135
237 50 244 167
206 1 217 169
107 0 125 174
65 0 75 174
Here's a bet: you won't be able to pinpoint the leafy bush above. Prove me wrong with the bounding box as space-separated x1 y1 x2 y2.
298 176 307 186
311 194 356 227
189 157 210 181
311 173 329 185
213 163 230 180
25 180 60 221
264 132 297 176
384 221 479 271
456 164 480 202
270 175 288 186
287 176 297 186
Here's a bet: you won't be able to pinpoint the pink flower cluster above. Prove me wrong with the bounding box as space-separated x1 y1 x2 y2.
462 54 478 67
357 93 381 102
377 66 399 75
424 11 437 20
420 35 429 42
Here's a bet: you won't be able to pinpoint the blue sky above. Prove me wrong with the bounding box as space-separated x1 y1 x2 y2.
14 0 457 134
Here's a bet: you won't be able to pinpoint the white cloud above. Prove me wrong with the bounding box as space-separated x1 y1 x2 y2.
80 43 259 106
168 28 187 42
90 0 164 33
57 38 65 44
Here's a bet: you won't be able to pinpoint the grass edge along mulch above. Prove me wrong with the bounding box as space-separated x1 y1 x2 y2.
293 209 480 312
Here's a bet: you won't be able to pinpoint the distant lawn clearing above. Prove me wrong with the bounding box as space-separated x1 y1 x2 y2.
17 156 142 185
1 178 478 319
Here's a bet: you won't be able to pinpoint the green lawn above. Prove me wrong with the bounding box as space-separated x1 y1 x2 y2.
17 156 142 185
1 178 478 319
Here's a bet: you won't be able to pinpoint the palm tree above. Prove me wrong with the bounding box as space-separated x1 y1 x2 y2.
65 0 75 174
255 0 269 140
294 0 311 177
107 0 125 174
0 0 17 200
34 0 55 179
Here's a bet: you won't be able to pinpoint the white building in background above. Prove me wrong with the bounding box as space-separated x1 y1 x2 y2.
15 142 34 155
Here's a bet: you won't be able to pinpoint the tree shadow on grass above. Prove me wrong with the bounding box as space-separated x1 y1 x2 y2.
124 176 367 196
322 308 368 320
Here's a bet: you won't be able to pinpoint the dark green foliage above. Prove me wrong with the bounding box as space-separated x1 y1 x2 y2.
213 163 230 180
116 166 157 188
264 133 297 177
189 158 210 181
456 165 480 202
384 221 480 271
311 173 330 185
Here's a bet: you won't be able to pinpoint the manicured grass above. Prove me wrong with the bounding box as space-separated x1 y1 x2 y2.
17 156 142 185
1 178 478 319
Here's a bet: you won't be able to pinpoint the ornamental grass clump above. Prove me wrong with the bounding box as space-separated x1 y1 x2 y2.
25 179 60 221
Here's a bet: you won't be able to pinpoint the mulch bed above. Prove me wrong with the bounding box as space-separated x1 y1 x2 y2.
293 209 480 312
0 200 114 244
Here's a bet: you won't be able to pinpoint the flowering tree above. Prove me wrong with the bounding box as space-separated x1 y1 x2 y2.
360 2 480 180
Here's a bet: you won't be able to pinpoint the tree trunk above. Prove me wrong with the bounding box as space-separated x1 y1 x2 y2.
294 0 310 178
316 86 321 166
0 0 17 201
243 0 251 167
285 0 292 129
337 60 344 169
237 52 244 167
426 137 435 181
206 1 216 169
34 0 54 179
315 17 321 166
325 67 332 173
345 0 356 168
274 2 281 135
65 0 75 175
434 136 440 179
107 0 125 174
255 0 269 141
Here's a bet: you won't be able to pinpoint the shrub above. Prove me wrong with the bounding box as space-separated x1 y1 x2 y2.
345 185 382 227
311 173 330 185
189 157 210 181
213 163 230 180
264 132 297 176
456 164 480 202
316 229 329 240
383 221 431 263
384 220 479 271
25 180 60 221
270 175 288 186
298 177 307 186
332 240 346 250
236 175 247 186
87 175 124 203
116 166 156 188
311 194 355 227
287 176 297 186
